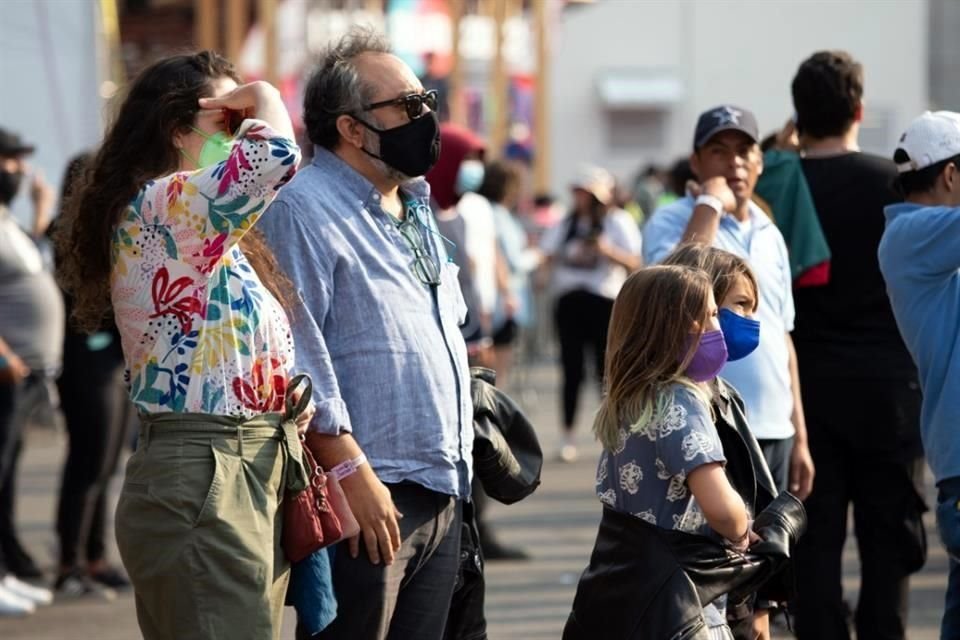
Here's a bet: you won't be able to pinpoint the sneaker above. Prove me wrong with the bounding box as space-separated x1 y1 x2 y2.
89 566 130 590
558 444 578 463
0 584 34 617
2 575 52 606
54 569 116 602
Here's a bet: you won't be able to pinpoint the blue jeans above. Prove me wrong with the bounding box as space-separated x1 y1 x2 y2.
937 477 960 640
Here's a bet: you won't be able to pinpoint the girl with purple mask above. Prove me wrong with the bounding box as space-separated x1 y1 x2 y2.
589 265 755 639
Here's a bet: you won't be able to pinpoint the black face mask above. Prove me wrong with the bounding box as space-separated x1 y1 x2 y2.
356 111 441 178
0 170 23 206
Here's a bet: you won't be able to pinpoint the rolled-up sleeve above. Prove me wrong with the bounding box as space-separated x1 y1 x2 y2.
259 197 353 435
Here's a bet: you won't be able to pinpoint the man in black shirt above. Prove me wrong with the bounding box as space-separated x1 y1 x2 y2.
790 51 925 640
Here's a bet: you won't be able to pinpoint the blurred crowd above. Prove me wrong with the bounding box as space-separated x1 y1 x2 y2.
0 25 958 640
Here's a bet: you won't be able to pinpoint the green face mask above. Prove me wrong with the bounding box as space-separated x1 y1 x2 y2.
180 126 234 168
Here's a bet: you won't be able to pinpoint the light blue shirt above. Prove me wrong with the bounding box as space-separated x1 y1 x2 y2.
879 202 960 484
643 197 796 440
258 147 473 498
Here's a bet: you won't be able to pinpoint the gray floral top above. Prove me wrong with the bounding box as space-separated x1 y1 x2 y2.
595 382 728 627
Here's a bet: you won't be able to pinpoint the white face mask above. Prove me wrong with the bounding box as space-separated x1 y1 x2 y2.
455 159 485 195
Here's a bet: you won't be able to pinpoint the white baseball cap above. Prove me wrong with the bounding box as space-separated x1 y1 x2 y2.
894 111 960 174
571 165 615 206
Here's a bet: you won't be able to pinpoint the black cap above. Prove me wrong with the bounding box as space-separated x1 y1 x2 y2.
0 127 35 158
693 105 759 150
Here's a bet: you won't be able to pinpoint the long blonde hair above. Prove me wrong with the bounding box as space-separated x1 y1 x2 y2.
594 265 714 451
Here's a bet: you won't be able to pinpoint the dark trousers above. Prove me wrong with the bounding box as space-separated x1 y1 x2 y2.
757 436 794 494
306 482 462 640
0 375 43 575
555 290 614 430
55 336 129 568
794 377 927 640
443 500 486 640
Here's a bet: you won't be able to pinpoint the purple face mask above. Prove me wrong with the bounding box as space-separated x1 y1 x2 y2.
683 330 729 382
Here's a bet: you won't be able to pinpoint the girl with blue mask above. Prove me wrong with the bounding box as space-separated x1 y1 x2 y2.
664 244 761 362
662 244 774 638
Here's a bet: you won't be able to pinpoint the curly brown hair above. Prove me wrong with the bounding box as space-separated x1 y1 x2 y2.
56 50 293 333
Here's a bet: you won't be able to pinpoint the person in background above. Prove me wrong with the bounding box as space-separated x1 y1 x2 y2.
878 110 960 640
0 126 59 616
666 158 695 202
456 154 501 367
49 153 131 598
55 52 308 639
427 128 525 562
791 51 924 640
632 164 665 220
662 243 777 639
539 166 642 462
614 181 644 226
426 123 488 356
527 193 563 245
643 105 815 506
419 52 450 121
479 160 535 389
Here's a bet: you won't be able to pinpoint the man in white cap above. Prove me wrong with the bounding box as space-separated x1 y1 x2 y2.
878 110 960 640
539 165 642 462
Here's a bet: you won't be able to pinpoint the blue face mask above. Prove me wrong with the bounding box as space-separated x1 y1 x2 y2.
455 159 485 195
718 308 761 361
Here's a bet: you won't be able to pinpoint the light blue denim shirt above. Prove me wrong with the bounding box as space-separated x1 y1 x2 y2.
258 147 473 498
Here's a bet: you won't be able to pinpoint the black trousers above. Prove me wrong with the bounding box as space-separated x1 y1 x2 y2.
0 374 44 574
794 376 927 640
55 334 129 568
554 290 614 430
306 482 462 640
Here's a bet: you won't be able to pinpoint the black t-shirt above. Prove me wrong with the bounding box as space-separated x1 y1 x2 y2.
796 152 917 380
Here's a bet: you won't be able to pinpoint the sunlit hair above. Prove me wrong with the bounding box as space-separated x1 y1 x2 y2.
594 265 714 451
55 51 293 332
662 243 759 313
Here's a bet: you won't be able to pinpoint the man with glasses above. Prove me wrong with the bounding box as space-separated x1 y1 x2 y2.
258 28 472 640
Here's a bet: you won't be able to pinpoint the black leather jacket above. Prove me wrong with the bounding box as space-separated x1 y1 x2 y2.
470 367 543 504
563 380 807 640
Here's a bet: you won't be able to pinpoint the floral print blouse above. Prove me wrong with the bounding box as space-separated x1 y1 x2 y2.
595 382 729 627
111 119 301 416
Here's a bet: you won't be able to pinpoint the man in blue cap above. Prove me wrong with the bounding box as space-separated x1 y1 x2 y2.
644 104 814 500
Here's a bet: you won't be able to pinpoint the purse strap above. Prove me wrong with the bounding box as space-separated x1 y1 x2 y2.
285 373 313 422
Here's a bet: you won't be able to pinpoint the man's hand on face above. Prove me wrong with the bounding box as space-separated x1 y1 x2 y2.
700 176 738 213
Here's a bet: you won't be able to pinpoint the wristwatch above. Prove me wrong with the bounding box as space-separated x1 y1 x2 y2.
695 194 725 217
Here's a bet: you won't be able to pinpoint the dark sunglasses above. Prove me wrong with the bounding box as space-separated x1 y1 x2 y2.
363 90 438 121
